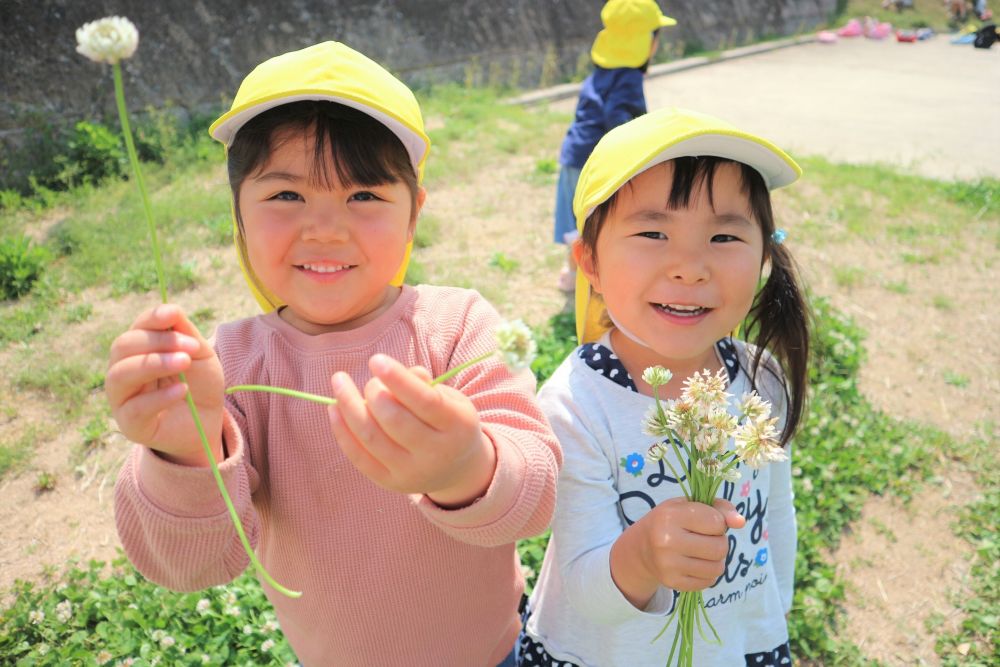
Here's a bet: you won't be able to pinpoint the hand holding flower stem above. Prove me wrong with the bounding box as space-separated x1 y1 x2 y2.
227 319 537 403
642 366 785 667
77 17 299 598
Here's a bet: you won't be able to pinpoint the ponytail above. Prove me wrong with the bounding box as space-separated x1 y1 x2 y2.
744 240 810 447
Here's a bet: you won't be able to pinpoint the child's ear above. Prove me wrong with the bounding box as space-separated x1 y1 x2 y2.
408 187 427 241
573 239 602 294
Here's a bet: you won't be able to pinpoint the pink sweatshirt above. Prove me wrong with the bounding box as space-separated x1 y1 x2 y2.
114 285 561 667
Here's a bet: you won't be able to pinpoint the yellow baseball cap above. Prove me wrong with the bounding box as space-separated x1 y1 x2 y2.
591 0 677 69
209 41 431 311
573 107 801 344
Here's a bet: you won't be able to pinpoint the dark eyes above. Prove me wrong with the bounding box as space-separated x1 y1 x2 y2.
268 190 381 202
634 232 743 243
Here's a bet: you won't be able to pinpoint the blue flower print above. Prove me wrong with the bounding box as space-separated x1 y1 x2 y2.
754 548 769 567
620 453 645 477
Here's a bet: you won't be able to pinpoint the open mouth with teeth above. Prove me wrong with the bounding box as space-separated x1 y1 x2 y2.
297 263 353 274
655 303 710 317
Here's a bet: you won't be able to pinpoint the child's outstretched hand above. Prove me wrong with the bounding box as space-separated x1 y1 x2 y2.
610 497 746 609
328 353 496 509
106 304 225 467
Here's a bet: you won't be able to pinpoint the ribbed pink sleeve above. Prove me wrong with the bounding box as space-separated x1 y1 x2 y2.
411 292 562 544
112 285 562 667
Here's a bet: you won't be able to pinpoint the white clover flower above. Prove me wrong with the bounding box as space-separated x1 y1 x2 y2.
519 563 536 581
151 629 165 642
159 635 176 650
225 605 241 616
117 658 136 667
495 319 536 371
720 466 742 484
95 650 113 665
682 368 729 414
196 598 211 614
55 600 73 624
642 366 672 388
642 405 672 438
706 409 738 439
28 609 44 625
739 391 771 421
75 16 139 65
734 415 785 468
37 643 50 656
201 656 212 665
262 639 276 652
646 442 668 462
243 624 254 635
150 657 161 667
696 457 722 477
263 619 280 634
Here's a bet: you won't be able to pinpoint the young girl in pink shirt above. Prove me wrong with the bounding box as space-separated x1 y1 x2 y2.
106 42 560 667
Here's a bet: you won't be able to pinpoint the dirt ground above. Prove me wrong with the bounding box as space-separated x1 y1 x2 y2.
2 33 998 664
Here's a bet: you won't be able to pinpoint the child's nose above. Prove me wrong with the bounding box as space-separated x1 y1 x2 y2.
302 209 349 242
667 249 710 284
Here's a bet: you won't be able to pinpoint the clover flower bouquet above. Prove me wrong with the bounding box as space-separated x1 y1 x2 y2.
77 16 537 600
641 366 786 667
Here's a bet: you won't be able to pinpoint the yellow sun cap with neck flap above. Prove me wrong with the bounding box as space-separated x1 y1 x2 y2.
209 41 431 311
572 107 802 344
591 0 677 69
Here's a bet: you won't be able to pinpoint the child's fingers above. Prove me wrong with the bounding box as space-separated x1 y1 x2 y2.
329 372 407 467
408 365 434 383
328 403 392 482
108 329 201 365
113 382 189 429
676 501 730 536
711 498 747 530
126 304 213 359
367 354 447 429
363 376 433 448
105 351 192 409
668 572 724 593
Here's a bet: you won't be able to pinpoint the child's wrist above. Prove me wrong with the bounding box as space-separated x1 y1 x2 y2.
610 524 660 609
426 432 496 509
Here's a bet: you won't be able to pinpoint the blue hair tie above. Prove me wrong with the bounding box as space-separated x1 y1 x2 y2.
772 228 787 245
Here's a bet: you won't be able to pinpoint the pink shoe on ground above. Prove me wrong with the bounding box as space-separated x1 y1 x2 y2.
837 19 862 37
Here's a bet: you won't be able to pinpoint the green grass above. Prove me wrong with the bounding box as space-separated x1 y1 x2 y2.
418 85 566 184
1 80 996 666
935 425 999 664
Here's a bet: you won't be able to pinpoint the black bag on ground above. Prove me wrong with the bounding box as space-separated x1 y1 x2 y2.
973 24 997 48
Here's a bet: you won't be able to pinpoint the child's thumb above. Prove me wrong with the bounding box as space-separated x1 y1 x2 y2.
712 498 747 530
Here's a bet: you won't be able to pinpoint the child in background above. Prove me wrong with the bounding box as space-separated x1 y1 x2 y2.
107 42 561 667
553 0 676 292
520 108 810 666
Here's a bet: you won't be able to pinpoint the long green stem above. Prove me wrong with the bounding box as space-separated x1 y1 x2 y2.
113 62 299 598
226 384 335 405
226 350 499 404
429 351 496 386
113 63 165 304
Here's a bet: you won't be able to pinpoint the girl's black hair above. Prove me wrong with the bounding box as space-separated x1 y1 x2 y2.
226 101 420 289
580 156 810 446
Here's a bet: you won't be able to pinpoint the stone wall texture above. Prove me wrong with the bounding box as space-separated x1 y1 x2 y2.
1 0 835 190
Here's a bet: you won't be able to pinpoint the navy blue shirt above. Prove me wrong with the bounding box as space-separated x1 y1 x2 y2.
559 66 647 168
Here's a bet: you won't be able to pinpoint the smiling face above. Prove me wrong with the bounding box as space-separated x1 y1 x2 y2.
576 159 765 381
238 128 425 334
